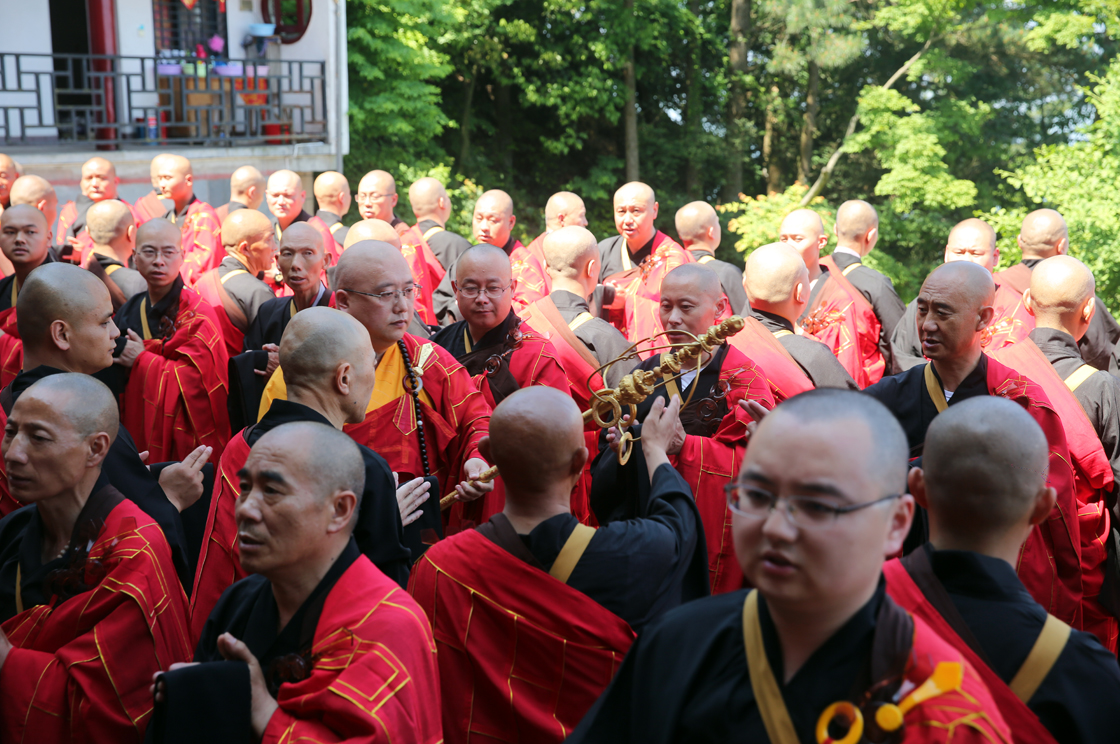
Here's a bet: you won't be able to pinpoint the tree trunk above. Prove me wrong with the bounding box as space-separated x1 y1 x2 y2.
458 69 476 172
798 60 819 185
764 85 781 194
623 0 640 181
723 0 751 201
495 82 514 177
684 0 702 199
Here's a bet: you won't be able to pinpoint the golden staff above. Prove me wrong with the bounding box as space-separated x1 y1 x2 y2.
440 465 499 510
581 315 746 464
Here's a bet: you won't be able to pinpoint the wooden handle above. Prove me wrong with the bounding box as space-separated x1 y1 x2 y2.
439 465 499 510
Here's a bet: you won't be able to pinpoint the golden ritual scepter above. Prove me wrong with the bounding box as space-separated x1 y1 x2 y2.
440 465 499 510
582 315 746 464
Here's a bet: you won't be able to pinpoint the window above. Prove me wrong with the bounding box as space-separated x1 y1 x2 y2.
152 0 228 55
261 0 312 44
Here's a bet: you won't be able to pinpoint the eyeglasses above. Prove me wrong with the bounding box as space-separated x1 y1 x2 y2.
340 285 416 303
456 284 511 299
138 248 181 260
724 483 901 528
355 192 390 203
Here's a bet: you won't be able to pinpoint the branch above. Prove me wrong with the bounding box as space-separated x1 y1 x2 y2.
798 34 936 207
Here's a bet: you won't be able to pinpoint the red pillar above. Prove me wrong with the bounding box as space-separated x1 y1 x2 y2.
86 0 118 148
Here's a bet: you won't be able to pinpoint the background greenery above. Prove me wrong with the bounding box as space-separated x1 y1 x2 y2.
345 0 1120 310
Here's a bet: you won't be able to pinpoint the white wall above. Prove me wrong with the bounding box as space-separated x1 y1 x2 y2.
0 2 56 138
115 0 159 127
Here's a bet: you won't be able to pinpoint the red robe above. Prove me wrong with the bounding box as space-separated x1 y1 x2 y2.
131 191 167 225
510 238 551 314
803 255 884 387
983 280 1035 354
444 322 569 531
260 556 443 743
396 223 445 326
195 266 248 358
0 498 193 743
172 198 224 285
0 306 22 391
409 528 634 744
985 356 1084 629
118 287 231 463
885 559 1058 744
669 344 776 593
727 315 815 402
991 340 1116 650
601 231 694 340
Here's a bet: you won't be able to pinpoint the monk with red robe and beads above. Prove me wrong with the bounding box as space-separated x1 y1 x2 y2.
151 422 441 744
0 373 192 743
572 389 1012 743
154 155 223 285
592 264 775 593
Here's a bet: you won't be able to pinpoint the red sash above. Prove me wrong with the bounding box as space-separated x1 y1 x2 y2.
132 191 168 224
409 528 634 744
803 255 884 387
601 231 694 339
727 316 814 402
884 559 1059 744
519 297 605 410
396 224 441 325
510 241 551 314
0 307 22 390
195 268 247 358
983 281 1035 353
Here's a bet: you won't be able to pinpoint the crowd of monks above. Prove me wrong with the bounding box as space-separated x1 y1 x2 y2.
1 147 1120 743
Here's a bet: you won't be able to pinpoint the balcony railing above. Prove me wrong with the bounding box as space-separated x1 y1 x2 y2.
0 53 327 147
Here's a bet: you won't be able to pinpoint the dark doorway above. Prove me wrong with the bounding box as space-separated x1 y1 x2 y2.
50 0 92 137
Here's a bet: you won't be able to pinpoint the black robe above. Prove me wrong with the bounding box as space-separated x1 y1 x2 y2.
597 232 655 279
430 309 525 405
550 289 637 387
417 218 471 272
241 284 331 351
568 582 896 743
248 399 411 587
1 366 192 589
911 545 1120 744
689 250 749 316
753 309 858 390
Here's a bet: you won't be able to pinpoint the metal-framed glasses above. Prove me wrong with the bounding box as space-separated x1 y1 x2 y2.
138 248 181 260
456 284 511 299
724 483 901 528
340 284 417 303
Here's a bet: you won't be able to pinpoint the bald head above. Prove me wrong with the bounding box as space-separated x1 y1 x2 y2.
615 181 655 207
922 260 995 308
1018 209 1068 260
136 217 181 251
281 307 373 390
9 175 55 208
162 153 192 176
1027 255 1096 335
0 203 47 233
945 218 998 272
268 169 301 193
252 422 365 511
79 157 118 201
17 262 114 355
922 397 1050 543
0 154 19 206
23 373 120 443
485 387 586 499
675 201 721 252
543 226 599 280
222 208 273 248
455 243 512 283
86 199 134 245
356 170 397 222
280 221 323 252
834 200 879 250
230 165 265 209
662 263 723 303
473 190 516 247
544 192 587 231
344 219 401 250
744 243 808 304
475 190 513 219
408 177 450 220
313 171 350 216
333 240 410 291
155 154 194 209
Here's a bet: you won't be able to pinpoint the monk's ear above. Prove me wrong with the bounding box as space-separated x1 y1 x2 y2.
327 489 358 533
334 289 350 311
1057 237 1068 255
586 259 599 283
127 224 136 242
50 319 71 352
335 362 352 396
185 173 193 188
478 436 492 463
1023 288 1035 318
508 214 517 230
1029 486 1057 526
714 295 728 319
651 201 659 221
1083 296 1096 325
907 467 928 509
865 226 879 250
976 303 995 331
884 493 914 557
86 431 112 469
794 281 805 304
571 445 589 476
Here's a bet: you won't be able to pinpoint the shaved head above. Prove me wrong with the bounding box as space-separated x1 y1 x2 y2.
613 182 659 249
544 192 587 231
487 387 585 497
780 209 825 239
136 218 181 251
162 154 192 176
475 190 513 220
0 154 19 206
344 219 401 250
1019 209 1068 260
1028 255 1096 325
313 170 349 200
834 200 878 243
916 261 995 363
662 263 722 303
408 177 449 217
334 240 410 288
473 190 516 247
359 170 395 195
615 181 655 207
80 157 119 201
675 201 720 243
923 397 1049 540
86 199 134 245
279 221 323 252
744 243 808 304
922 261 995 309
268 169 302 192
1 203 47 232
9 175 55 207
230 165 265 197
543 226 599 279
281 306 373 390
252 422 365 509
947 218 995 252
944 218 998 272
0 154 16 173
660 263 726 341
221 208 273 248
22 373 119 443
17 262 114 355
332 240 415 350
455 243 511 284
356 170 398 222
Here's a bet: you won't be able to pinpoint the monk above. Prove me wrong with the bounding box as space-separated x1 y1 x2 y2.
431 243 568 527
3 263 210 587
409 176 473 271
520 191 589 294
744 242 856 390
195 209 278 357
191 308 410 641
132 154 173 225
592 264 776 593
345 217 440 331
55 157 124 264
265 169 336 265
0 374 192 743
9 174 59 251
257 242 493 552
570 390 1012 743
892 218 1030 371
865 261 1084 628
802 200 905 386
411 387 707 743
886 396 1120 744
596 182 693 340
151 422 441 744
312 170 351 249
244 223 331 351
675 201 748 314
214 165 264 222
0 153 18 212
155 154 223 283
83 199 146 302
778 207 829 288
0 205 56 387
112 218 231 463
997 255 1120 651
